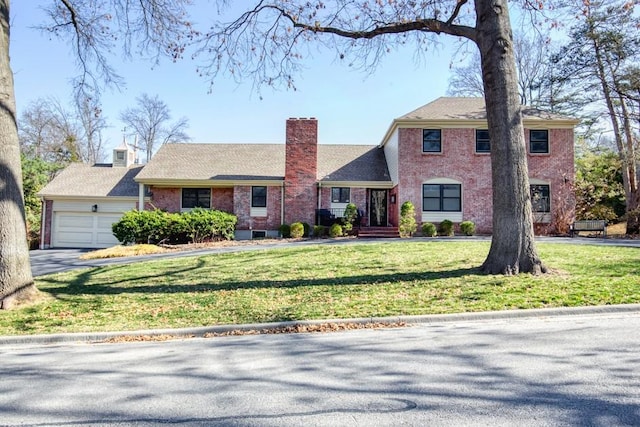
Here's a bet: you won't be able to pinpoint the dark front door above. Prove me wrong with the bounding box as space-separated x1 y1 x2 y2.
369 190 388 227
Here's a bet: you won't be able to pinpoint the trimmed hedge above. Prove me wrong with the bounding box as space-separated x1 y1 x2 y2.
112 208 237 245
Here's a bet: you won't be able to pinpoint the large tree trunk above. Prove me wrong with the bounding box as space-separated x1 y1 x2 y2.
475 0 546 275
0 1 36 308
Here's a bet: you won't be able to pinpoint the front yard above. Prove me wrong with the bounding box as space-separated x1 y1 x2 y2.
2 241 638 336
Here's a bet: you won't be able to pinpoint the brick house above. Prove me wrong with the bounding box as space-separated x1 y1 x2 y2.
38 97 577 248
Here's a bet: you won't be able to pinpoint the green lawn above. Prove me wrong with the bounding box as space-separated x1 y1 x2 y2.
1 241 639 336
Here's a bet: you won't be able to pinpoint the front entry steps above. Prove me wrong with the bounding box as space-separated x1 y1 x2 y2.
357 227 400 238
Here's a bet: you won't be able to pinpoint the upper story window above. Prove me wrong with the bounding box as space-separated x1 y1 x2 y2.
423 183 461 212
331 187 350 203
475 129 491 153
530 184 550 213
530 130 549 154
422 129 442 153
115 151 125 161
251 186 267 208
182 188 211 209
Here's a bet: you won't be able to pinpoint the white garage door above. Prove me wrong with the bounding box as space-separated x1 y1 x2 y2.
53 212 123 248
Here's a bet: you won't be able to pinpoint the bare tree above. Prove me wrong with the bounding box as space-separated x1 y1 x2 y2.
75 95 107 164
18 97 106 164
447 33 568 111
1 0 192 308
119 93 190 162
194 1 559 274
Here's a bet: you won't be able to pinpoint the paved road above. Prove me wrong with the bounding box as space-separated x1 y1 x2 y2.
1 311 638 426
29 236 640 276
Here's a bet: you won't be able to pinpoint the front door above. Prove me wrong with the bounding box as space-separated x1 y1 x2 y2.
369 190 388 226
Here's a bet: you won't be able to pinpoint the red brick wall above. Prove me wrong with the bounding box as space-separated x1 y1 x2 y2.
150 187 236 214
213 188 234 213
388 186 399 227
285 118 318 225
396 126 574 234
41 199 53 248
527 128 575 233
234 185 282 230
150 187 182 212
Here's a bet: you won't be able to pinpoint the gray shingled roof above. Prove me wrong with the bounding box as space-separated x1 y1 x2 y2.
318 145 390 182
135 143 286 181
38 164 143 198
135 143 391 183
398 97 577 122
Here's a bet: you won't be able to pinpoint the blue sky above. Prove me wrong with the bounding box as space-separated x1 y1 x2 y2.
11 3 465 156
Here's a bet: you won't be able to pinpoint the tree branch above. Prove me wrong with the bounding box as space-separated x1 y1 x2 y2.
273 5 477 42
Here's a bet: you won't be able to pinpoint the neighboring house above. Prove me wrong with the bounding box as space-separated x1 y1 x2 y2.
38 97 578 248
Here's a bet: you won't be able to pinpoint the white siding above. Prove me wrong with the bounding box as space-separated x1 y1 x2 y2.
383 129 399 185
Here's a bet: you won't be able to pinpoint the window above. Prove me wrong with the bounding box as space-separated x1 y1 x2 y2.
475 130 490 153
115 151 125 161
251 186 267 208
530 184 550 213
331 187 350 203
182 188 211 209
530 130 549 154
252 230 267 239
423 184 461 212
423 129 442 153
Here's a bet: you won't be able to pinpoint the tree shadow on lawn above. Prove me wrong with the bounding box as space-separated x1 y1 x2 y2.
37 260 482 298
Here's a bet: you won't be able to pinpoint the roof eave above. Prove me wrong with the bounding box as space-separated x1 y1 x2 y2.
379 117 580 147
318 180 394 189
136 178 285 187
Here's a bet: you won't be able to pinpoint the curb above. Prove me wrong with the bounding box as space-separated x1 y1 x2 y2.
2 303 639 346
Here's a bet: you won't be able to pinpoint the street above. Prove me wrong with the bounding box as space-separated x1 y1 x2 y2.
1 311 639 426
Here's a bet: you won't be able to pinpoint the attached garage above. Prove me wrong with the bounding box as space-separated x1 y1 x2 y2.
38 150 146 249
50 200 136 248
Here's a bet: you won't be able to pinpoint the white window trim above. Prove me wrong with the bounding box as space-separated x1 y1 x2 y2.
530 179 551 223
421 178 463 223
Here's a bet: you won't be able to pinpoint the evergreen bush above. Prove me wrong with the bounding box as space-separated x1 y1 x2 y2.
279 224 291 238
329 223 343 237
399 201 417 237
313 225 328 238
342 203 358 233
460 220 476 236
421 222 437 237
290 222 305 238
439 219 454 236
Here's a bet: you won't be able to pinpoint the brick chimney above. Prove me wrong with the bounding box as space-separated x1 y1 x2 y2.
284 118 318 225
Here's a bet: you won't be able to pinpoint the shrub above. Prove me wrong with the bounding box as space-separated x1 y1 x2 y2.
302 222 312 237
399 201 417 238
112 208 237 245
313 225 328 238
342 203 358 233
279 224 291 238
439 219 454 236
421 222 437 237
112 209 169 244
290 222 305 238
460 220 476 236
181 208 237 243
329 223 343 237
